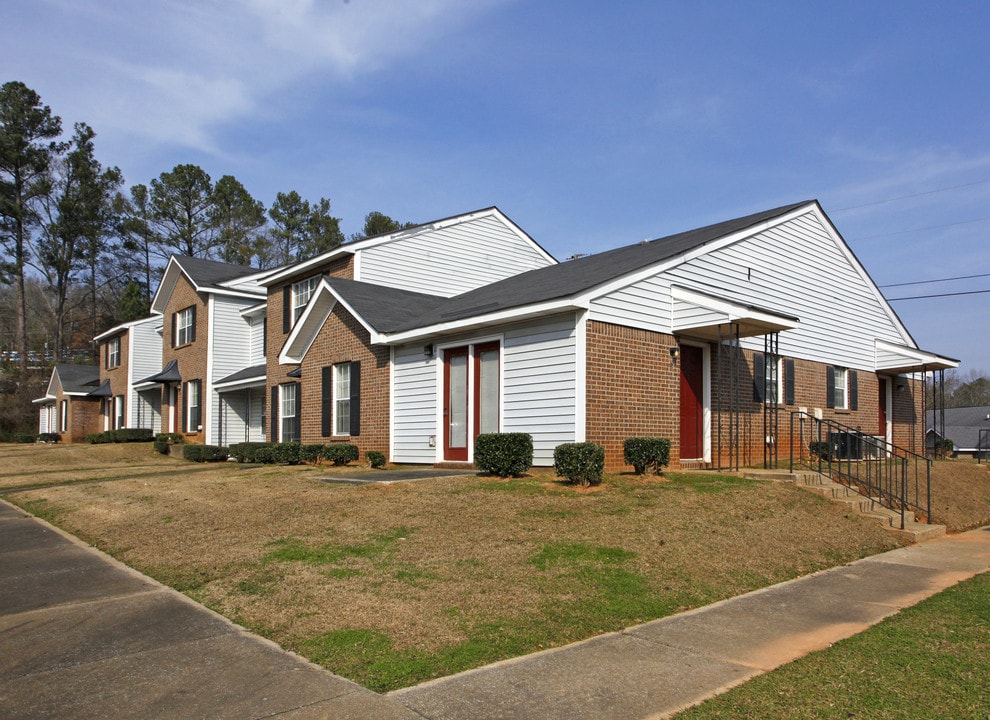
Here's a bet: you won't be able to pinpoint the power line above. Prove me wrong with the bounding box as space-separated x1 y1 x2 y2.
880 272 990 288
833 178 990 213
856 216 990 240
886 288 990 301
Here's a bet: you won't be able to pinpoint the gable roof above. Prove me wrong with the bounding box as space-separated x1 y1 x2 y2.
150 255 273 314
926 406 990 451
35 364 101 402
389 201 811 333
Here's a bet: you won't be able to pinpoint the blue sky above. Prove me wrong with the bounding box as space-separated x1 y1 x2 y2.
4 1 989 373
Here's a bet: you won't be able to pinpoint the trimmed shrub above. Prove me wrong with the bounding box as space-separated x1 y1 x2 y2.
86 432 112 444
809 441 832 460
366 450 387 469
7 432 38 444
182 444 229 462
38 432 61 444
153 440 170 455
229 442 270 463
623 437 671 475
322 443 359 466
115 428 154 442
554 442 605 487
252 446 276 464
474 433 533 477
156 433 185 445
268 442 301 465
300 444 326 463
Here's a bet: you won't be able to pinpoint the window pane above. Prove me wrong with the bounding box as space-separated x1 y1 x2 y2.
449 354 467 448
334 364 350 436
479 349 499 434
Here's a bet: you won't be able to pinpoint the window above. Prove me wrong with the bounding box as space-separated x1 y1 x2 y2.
334 363 351 436
175 306 195 347
291 277 319 325
280 382 299 442
475 342 500 435
107 336 120 368
827 366 858 411
184 380 201 432
60 400 68 433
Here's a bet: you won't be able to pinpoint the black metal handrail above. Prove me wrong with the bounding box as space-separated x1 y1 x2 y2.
789 411 932 529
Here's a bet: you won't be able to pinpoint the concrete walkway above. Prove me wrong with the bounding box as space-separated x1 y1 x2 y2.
2 497 989 720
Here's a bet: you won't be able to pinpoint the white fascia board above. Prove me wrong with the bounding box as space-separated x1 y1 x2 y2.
149 257 184 314
875 339 959 372
132 380 160 391
207 287 266 302
671 285 799 330
32 395 56 404
380 297 587 345
279 281 337 365
577 202 816 306
214 376 266 392
240 302 268 318
260 248 356 287
94 315 159 343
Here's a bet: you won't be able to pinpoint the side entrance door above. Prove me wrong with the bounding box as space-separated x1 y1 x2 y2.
679 344 705 460
443 347 470 461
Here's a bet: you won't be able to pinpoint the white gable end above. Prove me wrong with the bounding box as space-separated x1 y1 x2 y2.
357 212 555 297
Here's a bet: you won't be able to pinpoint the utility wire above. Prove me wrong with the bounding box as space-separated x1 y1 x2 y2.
856 216 990 240
833 179 990 213
886 288 990 301
880 272 990 288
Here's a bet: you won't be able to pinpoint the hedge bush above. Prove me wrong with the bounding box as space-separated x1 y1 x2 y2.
156 432 185 445
228 442 269 463
297 444 325 463
809 441 832 460
322 443 359 466
3 432 38 444
182 444 229 462
38 432 61 444
366 450 387 468
86 432 111 444
252 446 276 464
87 429 155 444
474 433 533 477
623 437 671 475
153 440 170 455
554 442 605 487
268 442 301 465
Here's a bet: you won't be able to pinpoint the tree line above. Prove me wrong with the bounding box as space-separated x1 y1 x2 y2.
0 80 413 372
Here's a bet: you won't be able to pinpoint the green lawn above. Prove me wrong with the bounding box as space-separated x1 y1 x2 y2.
675 571 990 719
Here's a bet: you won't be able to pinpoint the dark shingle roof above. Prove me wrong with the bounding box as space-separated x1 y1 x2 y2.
325 277 447 333
174 256 261 290
55 364 100 393
926 406 990 450
216 364 267 386
393 201 812 331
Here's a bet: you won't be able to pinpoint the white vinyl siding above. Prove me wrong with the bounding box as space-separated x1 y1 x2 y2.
129 319 164 429
219 388 265 445
135 389 161 432
209 296 260 443
392 345 439 464
358 214 554 297
249 315 265 365
589 210 910 370
502 314 579 465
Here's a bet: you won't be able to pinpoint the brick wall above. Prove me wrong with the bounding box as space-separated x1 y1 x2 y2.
161 275 210 443
101 330 129 429
55 391 101 443
265 256 353 442
298 303 391 458
585 319 925 471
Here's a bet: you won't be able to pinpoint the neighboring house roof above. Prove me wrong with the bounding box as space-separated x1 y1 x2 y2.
33 364 101 403
325 277 447 332
926 406 990 451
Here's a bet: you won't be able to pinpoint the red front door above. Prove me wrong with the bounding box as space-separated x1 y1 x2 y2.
443 347 469 461
878 378 888 436
679 345 704 460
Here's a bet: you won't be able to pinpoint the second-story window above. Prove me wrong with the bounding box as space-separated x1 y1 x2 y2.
291 277 319 325
175 306 195 347
107 336 120 368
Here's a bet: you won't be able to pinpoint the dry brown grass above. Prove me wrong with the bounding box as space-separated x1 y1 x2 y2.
929 458 990 531
4 444 986 689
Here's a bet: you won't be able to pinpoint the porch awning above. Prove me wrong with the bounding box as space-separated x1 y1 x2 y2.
875 340 958 374
214 363 267 391
138 359 181 384
86 380 112 398
671 286 798 341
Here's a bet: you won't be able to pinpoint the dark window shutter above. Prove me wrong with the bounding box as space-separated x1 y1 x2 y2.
271 385 279 441
171 312 177 348
192 381 201 430
293 382 302 440
849 371 858 411
785 359 795 405
349 361 361 436
262 317 267 357
282 286 291 333
321 366 332 437
753 353 765 402
189 306 196 343
826 366 835 409
181 382 188 432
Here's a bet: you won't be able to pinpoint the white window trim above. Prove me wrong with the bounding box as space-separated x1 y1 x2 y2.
107 337 120 368
333 363 351 437
291 277 320 326
279 382 298 442
833 367 848 410
765 355 783 405
176 307 194 346
186 381 201 431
